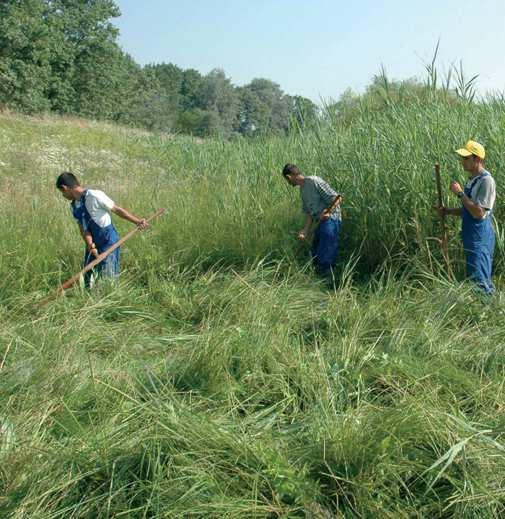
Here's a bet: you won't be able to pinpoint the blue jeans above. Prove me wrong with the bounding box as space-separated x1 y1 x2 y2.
311 218 341 274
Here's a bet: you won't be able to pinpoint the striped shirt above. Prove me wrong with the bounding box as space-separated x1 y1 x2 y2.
300 176 341 221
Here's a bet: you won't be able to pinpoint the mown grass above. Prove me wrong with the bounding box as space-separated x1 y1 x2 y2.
1 92 505 517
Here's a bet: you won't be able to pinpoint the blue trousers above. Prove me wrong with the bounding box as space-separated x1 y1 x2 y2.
311 218 341 274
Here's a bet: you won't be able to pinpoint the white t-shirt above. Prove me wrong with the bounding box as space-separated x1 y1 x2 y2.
72 189 115 228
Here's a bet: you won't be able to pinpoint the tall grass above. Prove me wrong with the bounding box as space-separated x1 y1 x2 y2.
3 88 505 295
2 87 505 517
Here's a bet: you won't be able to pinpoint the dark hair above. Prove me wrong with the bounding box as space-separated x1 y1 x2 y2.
282 164 301 177
56 172 80 189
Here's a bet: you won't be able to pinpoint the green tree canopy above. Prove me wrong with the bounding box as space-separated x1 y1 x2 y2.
0 1 323 138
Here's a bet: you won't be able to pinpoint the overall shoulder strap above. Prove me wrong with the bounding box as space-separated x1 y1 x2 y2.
468 173 486 194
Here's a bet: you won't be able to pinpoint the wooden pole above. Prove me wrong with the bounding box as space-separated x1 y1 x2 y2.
434 164 452 279
56 208 165 295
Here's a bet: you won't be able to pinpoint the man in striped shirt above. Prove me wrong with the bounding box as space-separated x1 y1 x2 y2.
283 164 342 276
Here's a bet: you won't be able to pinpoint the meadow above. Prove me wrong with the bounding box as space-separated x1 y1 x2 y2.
2 87 505 517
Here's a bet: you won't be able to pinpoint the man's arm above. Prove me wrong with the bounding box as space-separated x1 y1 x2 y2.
450 181 487 219
461 197 486 219
298 214 313 241
111 205 148 229
78 224 99 258
436 207 462 217
319 194 342 221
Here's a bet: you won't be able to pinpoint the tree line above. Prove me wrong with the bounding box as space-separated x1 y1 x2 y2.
1 2 472 138
0 0 320 137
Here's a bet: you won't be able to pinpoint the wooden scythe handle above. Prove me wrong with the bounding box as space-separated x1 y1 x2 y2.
56 208 166 294
434 164 451 278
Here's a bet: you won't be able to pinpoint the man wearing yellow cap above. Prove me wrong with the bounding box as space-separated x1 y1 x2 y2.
438 140 496 294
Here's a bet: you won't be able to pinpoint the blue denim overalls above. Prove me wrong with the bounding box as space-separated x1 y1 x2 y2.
462 172 495 295
71 190 120 286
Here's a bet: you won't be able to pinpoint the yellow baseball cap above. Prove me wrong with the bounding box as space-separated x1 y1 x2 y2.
455 140 485 159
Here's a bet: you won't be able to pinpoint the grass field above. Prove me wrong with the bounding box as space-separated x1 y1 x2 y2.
2 90 505 517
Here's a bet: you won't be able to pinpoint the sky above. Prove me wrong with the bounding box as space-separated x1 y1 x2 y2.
113 0 505 103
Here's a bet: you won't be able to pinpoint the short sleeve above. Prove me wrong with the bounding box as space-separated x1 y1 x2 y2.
90 190 115 210
474 176 496 211
314 177 337 206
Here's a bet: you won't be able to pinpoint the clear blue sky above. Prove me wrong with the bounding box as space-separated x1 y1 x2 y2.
114 0 505 103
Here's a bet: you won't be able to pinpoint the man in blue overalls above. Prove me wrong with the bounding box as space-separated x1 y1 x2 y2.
56 172 148 287
283 164 342 276
437 140 496 295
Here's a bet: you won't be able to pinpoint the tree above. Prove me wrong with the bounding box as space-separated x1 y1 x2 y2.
113 56 172 131
180 68 203 111
323 87 360 126
291 95 319 130
196 68 238 136
0 1 322 138
0 0 53 112
49 0 124 117
0 0 128 119
237 78 293 135
236 86 268 136
146 62 184 120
